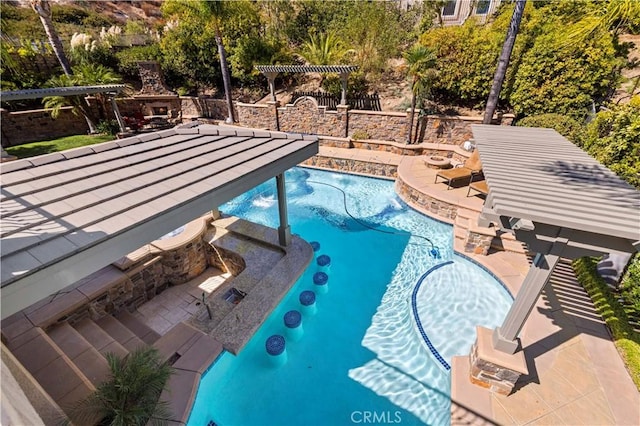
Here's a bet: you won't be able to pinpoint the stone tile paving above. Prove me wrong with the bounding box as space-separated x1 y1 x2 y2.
133 268 230 335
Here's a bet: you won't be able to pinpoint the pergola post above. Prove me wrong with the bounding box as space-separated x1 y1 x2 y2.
109 95 127 133
339 72 349 105
492 238 566 354
265 72 279 102
276 173 291 246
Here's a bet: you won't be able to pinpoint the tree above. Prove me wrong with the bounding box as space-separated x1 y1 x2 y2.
69 347 173 426
404 44 437 144
299 32 345 66
162 0 235 123
577 97 640 189
29 0 72 76
483 0 526 124
43 64 123 133
565 0 640 41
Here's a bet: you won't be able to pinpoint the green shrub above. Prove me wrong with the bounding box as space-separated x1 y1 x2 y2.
516 113 584 142
351 130 370 140
96 119 120 136
577 98 640 189
621 254 640 314
52 5 89 25
321 72 369 99
114 44 162 79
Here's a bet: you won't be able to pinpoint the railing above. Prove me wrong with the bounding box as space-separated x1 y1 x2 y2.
291 91 381 111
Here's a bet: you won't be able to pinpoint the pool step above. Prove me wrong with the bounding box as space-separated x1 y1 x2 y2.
116 310 161 345
7 326 101 424
47 322 111 387
73 318 129 359
95 315 146 352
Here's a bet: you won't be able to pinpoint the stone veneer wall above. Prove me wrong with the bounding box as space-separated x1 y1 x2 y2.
26 218 247 329
181 97 235 121
302 156 397 178
237 99 514 145
278 97 348 136
1 107 89 147
205 244 246 276
464 231 494 255
159 238 209 285
236 102 274 129
395 179 458 220
348 110 408 142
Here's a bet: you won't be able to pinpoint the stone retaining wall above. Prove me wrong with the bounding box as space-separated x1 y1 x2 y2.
237 100 514 145
1 107 89 147
302 156 397 178
395 179 459 220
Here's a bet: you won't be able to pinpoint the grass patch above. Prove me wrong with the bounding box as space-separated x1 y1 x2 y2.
5 134 114 159
573 257 640 390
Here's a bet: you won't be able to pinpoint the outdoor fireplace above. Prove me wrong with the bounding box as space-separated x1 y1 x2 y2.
133 61 180 119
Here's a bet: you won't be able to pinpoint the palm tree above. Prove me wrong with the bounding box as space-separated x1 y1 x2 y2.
163 0 235 123
300 32 345 66
69 347 173 426
482 0 526 125
30 0 72 76
404 45 437 144
43 64 123 133
566 0 640 40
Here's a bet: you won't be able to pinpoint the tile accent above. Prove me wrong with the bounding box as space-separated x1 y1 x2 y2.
410 260 455 370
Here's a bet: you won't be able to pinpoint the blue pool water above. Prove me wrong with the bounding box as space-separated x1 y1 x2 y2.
187 168 512 426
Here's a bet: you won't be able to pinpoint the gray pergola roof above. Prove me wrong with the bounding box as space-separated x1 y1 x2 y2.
472 124 640 257
255 65 359 74
0 84 127 101
0 123 318 318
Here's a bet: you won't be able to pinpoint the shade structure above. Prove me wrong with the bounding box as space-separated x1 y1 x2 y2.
0 123 318 318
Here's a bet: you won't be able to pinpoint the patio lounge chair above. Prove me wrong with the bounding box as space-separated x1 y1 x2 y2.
434 149 483 189
466 179 489 197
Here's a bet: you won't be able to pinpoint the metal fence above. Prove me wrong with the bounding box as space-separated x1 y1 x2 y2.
291 91 381 111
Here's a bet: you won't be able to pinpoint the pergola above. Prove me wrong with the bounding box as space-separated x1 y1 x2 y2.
471 124 640 354
0 123 318 319
255 65 359 105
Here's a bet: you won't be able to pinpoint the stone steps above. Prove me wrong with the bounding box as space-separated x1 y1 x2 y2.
6 327 98 423
73 318 129 359
47 322 111 387
95 315 146 352
116 310 161 345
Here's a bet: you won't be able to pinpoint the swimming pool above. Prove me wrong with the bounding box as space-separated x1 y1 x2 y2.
187 168 512 426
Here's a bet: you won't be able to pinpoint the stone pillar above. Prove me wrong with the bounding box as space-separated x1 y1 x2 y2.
470 326 528 395
463 229 494 255
276 173 291 246
336 104 349 138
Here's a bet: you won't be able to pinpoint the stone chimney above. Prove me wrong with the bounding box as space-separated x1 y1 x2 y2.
137 61 175 96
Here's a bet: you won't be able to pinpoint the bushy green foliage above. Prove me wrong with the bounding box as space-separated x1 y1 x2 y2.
621 254 640 313
115 44 163 79
578 98 640 188
69 347 173 425
96 119 120 136
516 113 584 142
420 1 627 117
419 6 520 108
510 23 623 120
321 72 369 99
